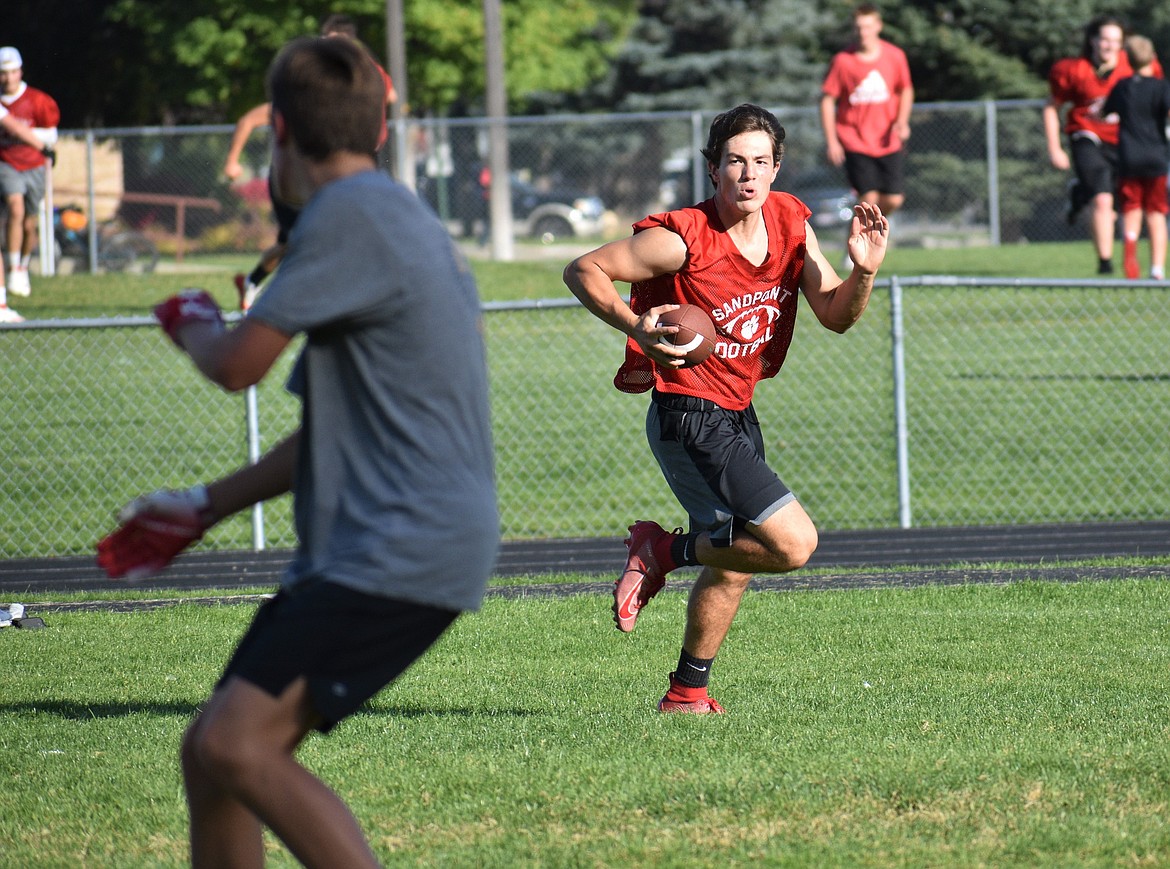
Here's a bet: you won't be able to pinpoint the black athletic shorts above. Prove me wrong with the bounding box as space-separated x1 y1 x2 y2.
645 391 795 547
267 175 301 245
218 581 459 733
1070 134 1119 198
843 149 906 197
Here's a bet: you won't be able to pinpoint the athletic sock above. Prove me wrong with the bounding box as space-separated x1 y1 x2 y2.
671 650 715 690
667 532 701 568
1123 238 1140 280
247 264 270 287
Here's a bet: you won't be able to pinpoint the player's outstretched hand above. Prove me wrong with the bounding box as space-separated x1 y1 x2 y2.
845 202 890 275
154 289 224 348
96 486 213 581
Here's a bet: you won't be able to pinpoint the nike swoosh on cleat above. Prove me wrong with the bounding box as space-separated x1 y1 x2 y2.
616 582 642 619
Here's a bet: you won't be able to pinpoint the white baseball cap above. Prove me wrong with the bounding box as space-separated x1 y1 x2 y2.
0 47 23 71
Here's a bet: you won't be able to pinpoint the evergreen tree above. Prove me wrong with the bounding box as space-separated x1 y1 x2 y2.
601 0 834 112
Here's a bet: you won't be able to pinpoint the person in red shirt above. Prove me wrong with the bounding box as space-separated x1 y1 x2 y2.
1044 15 1148 275
0 101 53 322
222 14 396 306
820 5 914 228
0 46 59 303
564 104 890 714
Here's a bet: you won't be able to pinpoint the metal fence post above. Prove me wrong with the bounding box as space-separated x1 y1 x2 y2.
985 100 1001 247
889 276 912 528
244 384 265 550
86 130 99 274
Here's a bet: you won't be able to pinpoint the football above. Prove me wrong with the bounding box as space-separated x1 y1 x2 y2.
656 304 717 367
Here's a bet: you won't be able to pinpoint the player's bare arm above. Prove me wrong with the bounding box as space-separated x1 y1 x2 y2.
1042 101 1071 170
154 289 292 391
564 226 692 366
895 85 915 141
224 102 272 180
181 316 292 392
800 202 888 333
204 431 300 522
819 93 845 166
0 112 49 151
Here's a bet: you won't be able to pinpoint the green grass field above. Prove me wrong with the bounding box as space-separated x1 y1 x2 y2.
4 577 1170 867
3 240 1170 866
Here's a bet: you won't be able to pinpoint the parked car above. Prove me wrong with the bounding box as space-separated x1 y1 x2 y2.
418 170 606 244
773 170 855 230
511 177 606 244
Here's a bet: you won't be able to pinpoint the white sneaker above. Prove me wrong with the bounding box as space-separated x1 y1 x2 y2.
7 267 30 296
0 304 24 323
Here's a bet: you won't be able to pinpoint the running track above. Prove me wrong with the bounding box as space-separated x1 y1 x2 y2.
2 522 1168 609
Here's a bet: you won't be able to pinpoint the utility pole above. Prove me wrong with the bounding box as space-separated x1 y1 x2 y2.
483 0 514 260
385 0 414 188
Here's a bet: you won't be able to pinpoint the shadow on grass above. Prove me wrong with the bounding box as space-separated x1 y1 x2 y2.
356 704 537 719
2 700 202 719
2 700 537 720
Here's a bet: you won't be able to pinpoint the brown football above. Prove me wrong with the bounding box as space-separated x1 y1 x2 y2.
656 304 717 367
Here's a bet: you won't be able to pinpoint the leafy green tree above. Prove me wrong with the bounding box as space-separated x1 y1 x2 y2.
93 0 634 123
21 0 1170 126
404 0 634 114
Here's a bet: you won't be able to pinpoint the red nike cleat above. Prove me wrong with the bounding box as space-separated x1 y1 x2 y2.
1123 240 1140 280
613 520 675 632
658 695 725 714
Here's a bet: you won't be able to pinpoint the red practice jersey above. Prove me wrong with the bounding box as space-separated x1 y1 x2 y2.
822 39 913 157
615 192 811 411
0 83 59 171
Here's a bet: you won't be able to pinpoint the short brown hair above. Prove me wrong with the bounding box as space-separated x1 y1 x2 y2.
267 36 384 161
701 104 786 168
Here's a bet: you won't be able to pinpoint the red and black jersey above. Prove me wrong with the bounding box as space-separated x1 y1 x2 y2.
615 192 811 412
1047 54 1164 145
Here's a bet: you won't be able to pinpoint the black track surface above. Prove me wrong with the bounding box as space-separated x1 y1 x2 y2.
2 522 1168 611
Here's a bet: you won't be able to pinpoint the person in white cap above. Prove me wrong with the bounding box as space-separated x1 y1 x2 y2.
0 46 59 314
0 102 51 322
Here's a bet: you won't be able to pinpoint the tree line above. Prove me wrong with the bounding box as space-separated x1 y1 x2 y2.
8 0 1170 126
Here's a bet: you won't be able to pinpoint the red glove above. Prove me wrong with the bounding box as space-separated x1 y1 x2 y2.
96 486 213 581
154 289 224 347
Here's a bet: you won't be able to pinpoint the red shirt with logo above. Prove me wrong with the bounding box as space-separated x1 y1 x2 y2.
822 39 912 157
615 192 811 411
0 83 59 171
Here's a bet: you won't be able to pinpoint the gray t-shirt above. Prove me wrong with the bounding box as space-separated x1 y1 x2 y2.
249 170 498 611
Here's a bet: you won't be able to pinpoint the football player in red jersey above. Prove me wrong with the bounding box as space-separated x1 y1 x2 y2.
1043 15 1161 274
564 104 889 714
0 46 59 303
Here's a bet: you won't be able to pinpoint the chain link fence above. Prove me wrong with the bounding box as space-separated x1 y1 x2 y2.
2 278 1167 560
43 99 1077 273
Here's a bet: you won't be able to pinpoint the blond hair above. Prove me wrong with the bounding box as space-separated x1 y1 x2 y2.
1126 35 1157 71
